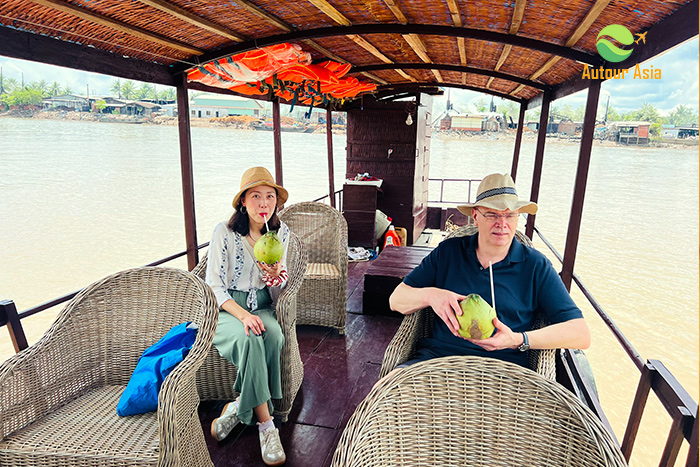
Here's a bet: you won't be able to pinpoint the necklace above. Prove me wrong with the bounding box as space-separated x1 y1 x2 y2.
247 232 262 243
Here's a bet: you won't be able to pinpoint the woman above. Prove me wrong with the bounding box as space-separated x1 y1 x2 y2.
205 166 290 466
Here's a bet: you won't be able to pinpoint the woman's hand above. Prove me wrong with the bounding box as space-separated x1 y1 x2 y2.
258 261 282 278
241 313 266 336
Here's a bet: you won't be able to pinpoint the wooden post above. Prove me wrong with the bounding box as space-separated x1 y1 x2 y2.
560 80 600 290
510 102 526 182
176 73 199 271
1 300 28 353
326 108 336 208
525 91 550 239
621 362 654 461
272 98 283 187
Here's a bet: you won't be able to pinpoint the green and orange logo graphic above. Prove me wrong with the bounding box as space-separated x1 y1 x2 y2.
596 25 634 62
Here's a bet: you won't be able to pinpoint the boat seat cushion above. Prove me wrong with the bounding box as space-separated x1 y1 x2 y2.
0 385 159 465
304 262 340 279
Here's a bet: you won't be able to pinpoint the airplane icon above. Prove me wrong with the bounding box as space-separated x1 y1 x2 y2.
634 31 647 44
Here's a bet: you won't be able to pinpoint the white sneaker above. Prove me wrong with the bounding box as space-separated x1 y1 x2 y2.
259 425 286 465
211 400 240 441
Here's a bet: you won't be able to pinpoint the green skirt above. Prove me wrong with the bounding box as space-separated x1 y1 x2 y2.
212 289 284 425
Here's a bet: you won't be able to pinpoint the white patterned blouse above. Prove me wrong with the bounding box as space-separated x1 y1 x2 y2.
205 221 290 310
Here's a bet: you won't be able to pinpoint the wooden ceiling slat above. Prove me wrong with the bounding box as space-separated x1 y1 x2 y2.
382 0 409 23
235 0 292 32
136 0 245 42
509 0 527 34
360 71 389 85
307 0 352 26
25 0 203 55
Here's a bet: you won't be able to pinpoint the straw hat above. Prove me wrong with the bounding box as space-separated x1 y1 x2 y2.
232 167 288 209
457 173 537 217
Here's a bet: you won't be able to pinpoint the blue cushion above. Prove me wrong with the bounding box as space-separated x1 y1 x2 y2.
117 322 198 417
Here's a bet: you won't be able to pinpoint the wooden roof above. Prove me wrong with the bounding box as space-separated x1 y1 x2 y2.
0 0 697 106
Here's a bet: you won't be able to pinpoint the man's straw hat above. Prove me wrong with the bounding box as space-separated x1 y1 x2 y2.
232 167 288 209
457 173 537 217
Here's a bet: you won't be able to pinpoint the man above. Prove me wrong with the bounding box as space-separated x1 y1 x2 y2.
388 173 590 372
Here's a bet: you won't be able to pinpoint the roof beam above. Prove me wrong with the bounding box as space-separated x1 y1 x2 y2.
136 0 246 42
526 0 699 109
179 23 602 73
510 0 611 97
489 0 526 89
381 1 442 82
25 0 203 56
0 24 176 86
352 63 550 90
309 0 417 82
445 0 467 84
378 82 525 103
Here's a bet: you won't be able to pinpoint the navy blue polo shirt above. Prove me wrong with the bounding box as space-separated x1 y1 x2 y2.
403 234 583 368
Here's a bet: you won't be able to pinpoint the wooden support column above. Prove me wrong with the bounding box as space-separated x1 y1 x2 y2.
326 108 336 208
560 80 600 290
525 91 551 239
176 73 199 270
272 98 283 187
1 300 28 353
510 102 527 181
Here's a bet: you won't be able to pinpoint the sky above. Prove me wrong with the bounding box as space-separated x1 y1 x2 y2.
0 37 697 117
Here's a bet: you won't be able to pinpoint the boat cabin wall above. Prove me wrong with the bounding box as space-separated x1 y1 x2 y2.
346 94 433 245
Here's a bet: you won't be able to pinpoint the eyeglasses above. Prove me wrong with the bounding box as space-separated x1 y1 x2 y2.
476 209 519 222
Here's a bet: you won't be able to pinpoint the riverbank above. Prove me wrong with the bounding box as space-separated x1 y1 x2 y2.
1 109 696 148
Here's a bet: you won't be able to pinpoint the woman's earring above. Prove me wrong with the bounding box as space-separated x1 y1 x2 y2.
240 205 247 214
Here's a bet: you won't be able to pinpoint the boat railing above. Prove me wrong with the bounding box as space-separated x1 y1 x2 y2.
428 178 481 205
1 195 697 465
532 224 698 466
311 189 343 211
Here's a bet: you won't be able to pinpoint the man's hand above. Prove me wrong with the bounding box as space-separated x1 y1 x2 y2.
466 317 521 351
426 288 466 336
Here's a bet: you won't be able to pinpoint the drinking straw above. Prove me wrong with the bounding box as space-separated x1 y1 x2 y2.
263 214 269 232
489 261 496 313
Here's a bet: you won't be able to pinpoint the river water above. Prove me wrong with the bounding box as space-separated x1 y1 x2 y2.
1 117 698 465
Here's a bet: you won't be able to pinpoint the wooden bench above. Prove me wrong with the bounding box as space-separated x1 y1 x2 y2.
362 245 433 315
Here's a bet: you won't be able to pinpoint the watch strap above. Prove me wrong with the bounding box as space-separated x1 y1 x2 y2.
518 332 530 352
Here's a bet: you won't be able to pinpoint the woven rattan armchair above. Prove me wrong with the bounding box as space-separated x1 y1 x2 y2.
0 267 219 467
380 224 556 380
333 356 627 467
191 231 307 422
279 202 348 334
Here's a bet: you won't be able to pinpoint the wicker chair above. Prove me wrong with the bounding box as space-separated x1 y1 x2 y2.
278 202 348 334
333 356 627 467
380 224 556 380
191 231 307 422
0 267 219 467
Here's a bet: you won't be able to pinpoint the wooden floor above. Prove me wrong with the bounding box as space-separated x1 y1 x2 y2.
199 259 404 467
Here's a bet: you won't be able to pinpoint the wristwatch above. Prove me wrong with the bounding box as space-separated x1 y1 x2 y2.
518 332 530 352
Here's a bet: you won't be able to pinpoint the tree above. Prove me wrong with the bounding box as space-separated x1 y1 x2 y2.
628 102 661 123
111 79 122 98
0 87 43 107
48 81 62 97
121 80 136 99
2 77 20 93
137 82 155 100
158 88 176 102
473 97 488 112
94 99 107 113
667 104 699 126
63 85 73 94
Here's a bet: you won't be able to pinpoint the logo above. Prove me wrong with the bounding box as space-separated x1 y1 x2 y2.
596 25 634 62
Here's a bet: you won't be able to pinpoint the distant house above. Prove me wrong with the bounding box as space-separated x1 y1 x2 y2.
190 94 264 118
451 114 485 131
677 126 699 138
609 121 650 145
42 94 89 111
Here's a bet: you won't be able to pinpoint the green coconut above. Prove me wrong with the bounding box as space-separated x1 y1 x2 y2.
457 293 497 340
253 231 284 265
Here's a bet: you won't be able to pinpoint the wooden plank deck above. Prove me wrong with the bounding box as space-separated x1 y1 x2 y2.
200 259 404 467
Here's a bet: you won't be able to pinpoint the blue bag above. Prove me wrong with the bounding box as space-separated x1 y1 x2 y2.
117 321 198 417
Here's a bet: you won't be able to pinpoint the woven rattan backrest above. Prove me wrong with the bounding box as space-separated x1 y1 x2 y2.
279 202 348 265
333 356 627 467
91 267 216 385
444 223 533 247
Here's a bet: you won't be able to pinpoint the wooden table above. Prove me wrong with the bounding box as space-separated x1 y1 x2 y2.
362 245 433 315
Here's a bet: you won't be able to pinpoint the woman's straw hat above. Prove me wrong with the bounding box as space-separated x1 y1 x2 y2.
457 173 537 217
232 167 288 209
